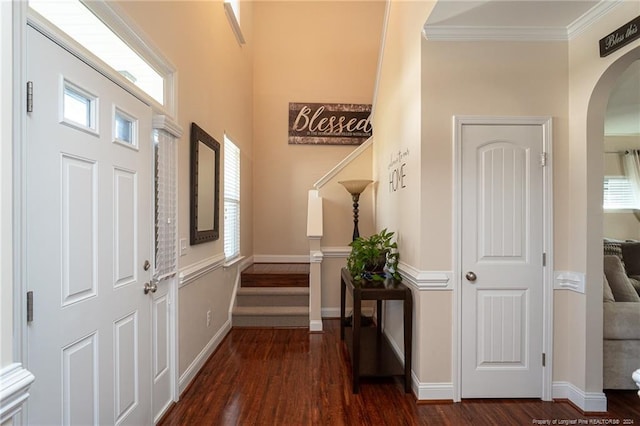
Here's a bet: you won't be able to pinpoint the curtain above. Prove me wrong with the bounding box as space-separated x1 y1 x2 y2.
623 150 640 208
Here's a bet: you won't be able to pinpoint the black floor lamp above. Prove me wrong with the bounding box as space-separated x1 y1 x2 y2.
338 179 373 241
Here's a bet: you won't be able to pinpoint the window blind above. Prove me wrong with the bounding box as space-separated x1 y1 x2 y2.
224 136 240 260
603 176 637 210
154 129 178 279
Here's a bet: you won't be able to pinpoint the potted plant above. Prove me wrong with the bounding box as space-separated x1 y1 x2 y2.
346 228 401 282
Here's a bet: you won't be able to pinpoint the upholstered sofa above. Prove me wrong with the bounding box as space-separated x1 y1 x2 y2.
603 241 640 390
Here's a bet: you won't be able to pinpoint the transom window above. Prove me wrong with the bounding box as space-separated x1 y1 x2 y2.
29 0 167 106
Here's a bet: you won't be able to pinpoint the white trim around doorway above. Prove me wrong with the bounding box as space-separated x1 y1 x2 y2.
452 115 554 402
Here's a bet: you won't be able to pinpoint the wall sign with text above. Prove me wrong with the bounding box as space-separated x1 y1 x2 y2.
288 102 372 145
388 148 410 193
599 15 639 57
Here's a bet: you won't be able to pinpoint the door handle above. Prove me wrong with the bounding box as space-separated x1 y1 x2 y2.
465 271 477 282
144 279 158 294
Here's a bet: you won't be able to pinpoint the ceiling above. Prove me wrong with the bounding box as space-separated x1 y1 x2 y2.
424 0 611 40
425 1 600 31
424 0 639 136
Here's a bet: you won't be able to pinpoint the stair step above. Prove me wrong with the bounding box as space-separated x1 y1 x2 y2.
232 306 309 328
241 263 309 288
236 287 309 307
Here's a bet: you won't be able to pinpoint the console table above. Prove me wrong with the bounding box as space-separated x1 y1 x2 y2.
340 267 412 394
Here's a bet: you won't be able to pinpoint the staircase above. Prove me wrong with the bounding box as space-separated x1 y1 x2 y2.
232 263 310 328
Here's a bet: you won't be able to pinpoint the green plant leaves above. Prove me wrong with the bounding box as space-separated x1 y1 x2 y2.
347 228 401 281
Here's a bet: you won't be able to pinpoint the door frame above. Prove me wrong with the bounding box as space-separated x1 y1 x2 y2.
452 116 554 402
10 2 180 422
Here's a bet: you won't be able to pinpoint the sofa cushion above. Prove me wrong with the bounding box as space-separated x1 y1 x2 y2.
626 275 640 297
622 242 640 275
603 274 615 303
604 302 640 340
604 240 623 260
603 255 640 302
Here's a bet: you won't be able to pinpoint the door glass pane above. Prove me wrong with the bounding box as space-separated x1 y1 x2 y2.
63 82 96 131
114 110 135 145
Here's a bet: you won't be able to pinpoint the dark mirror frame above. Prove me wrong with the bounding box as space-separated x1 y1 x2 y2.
190 122 220 244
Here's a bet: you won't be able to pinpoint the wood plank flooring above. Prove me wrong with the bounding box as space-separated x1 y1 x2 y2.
241 263 310 287
159 320 640 425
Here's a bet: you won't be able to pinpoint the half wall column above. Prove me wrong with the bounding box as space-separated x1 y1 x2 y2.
307 190 324 331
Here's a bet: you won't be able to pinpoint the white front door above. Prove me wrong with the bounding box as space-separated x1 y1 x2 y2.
461 123 545 398
151 277 173 423
25 26 154 424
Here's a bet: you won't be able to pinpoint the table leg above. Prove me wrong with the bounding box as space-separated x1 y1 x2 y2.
376 300 382 337
404 290 413 393
353 289 361 394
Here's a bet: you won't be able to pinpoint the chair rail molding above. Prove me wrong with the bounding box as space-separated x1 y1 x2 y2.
321 246 351 258
0 363 35 423
399 262 452 290
179 253 226 288
554 270 586 294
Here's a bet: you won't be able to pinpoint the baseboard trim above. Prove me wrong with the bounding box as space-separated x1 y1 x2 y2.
413 376 455 401
178 319 231 395
0 363 35 423
552 381 607 412
310 320 323 332
322 307 374 318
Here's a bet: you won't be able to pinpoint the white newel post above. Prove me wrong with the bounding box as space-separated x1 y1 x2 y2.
633 369 640 398
307 190 324 331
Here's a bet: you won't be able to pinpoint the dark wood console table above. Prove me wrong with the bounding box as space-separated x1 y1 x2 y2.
340 267 412 394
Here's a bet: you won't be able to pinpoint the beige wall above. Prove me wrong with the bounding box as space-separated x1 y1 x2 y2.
567 0 640 392
371 0 638 397
421 40 569 270
319 146 375 315
116 0 255 378
373 0 572 388
252 1 384 256
373 0 431 269
177 267 234 375
419 39 568 386
117 0 254 267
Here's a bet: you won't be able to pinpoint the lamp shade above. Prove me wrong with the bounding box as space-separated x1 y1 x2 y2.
338 179 373 195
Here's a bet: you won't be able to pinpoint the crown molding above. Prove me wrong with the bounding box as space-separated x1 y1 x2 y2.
567 0 622 40
423 25 569 42
423 0 622 42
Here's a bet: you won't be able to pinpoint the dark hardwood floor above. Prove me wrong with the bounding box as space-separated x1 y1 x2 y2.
160 320 640 425
240 263 310 287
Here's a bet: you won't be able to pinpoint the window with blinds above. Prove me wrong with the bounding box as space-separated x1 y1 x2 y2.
224 136 241 260
155 128 178 278
603 176 638 210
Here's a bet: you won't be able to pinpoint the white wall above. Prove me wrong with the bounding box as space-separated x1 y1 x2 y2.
0 0 13 371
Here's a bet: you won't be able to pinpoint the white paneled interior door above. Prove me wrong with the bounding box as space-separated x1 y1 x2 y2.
25 26 154 425
461 123 544 398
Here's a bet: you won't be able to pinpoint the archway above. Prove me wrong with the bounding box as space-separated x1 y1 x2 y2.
587 45 640 396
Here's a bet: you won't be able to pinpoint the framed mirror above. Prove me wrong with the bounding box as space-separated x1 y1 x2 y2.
190 122 220 244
